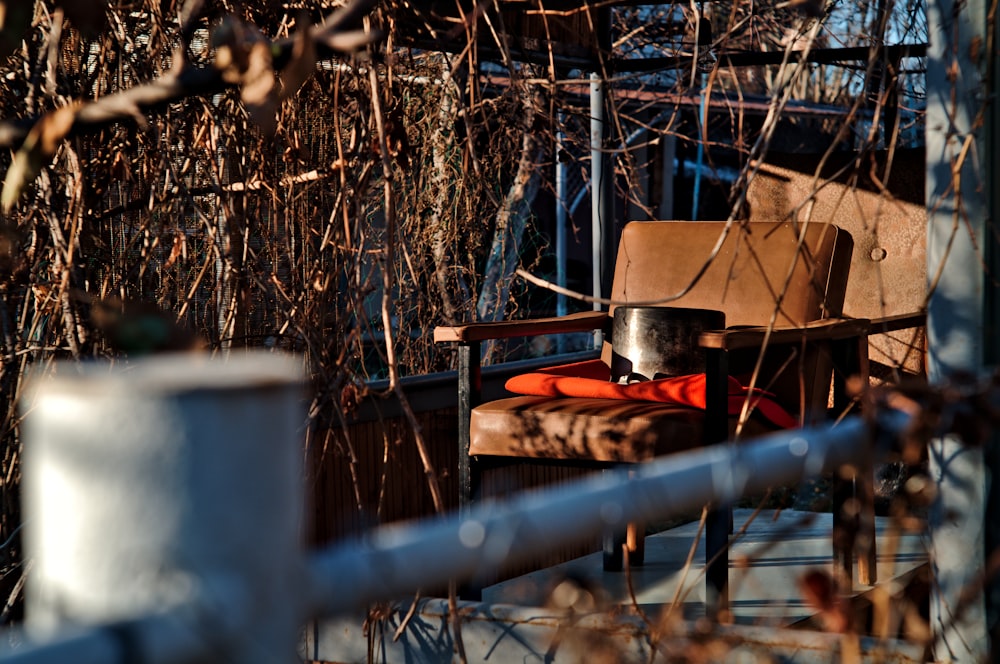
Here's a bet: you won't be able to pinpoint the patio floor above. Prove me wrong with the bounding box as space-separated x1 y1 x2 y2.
304 508 930 663
482 508 928 627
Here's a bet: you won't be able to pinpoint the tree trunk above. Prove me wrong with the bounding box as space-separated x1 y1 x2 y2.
429 66 468 323
475 86 544 362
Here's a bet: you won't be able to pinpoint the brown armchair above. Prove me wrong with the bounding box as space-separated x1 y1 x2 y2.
434 221 871 613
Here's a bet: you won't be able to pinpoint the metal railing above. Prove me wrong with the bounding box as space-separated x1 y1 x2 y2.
0 353 910 663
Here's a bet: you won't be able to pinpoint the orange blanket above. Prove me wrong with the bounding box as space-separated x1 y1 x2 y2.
505 359 797 429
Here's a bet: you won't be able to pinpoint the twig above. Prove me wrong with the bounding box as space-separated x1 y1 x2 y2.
393 590 421 641
0 0 380 150
623 542 654 627
0 561 28 624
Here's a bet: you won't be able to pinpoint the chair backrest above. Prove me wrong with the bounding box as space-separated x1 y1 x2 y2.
606 221 855 421
609 221 853 326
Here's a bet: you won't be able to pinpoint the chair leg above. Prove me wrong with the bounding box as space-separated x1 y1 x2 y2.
832 473 856 590
627 522 645 567
603 529 625 571
457 341 483 600
603 522 645 570
857 469 878 586
830 334 877 588
833 466 878 590
457 455 485 601
834 468 878 587
705 504 730 619
456 341 481 515
704 348 730 618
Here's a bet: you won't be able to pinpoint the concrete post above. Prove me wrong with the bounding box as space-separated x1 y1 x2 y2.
925 0 992 657
21 352 306 663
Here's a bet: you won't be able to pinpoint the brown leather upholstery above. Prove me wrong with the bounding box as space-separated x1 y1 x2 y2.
471 395 774 461
471 221 854 462
607 221 851 326
472 397 703 461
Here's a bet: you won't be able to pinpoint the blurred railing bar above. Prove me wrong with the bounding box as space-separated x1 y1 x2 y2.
305 409 907 615
0 409 910 664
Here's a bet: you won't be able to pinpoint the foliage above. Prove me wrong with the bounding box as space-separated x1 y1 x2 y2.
0 0 936 653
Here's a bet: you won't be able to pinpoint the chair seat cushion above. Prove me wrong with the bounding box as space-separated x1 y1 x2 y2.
471 398 779 464
470 396 707 462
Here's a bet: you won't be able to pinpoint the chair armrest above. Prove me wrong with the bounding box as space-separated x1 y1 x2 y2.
433 310 609 343
870 311 926 333
698 318 871 351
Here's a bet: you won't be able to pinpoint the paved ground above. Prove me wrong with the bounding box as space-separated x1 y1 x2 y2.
483 508 928 627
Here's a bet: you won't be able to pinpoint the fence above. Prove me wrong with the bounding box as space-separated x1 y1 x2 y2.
0 352 910 663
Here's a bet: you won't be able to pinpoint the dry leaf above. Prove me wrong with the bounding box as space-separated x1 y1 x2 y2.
37 103 80 155
178 0 205 30
314 28 380 54
164 233 185 269
799 569 850 633
212 15 267 84
241 40 277 135
340 383 359 415
211 16 278 134
278 20 316 101
3 144 44 212
32 284 54 315
2 102 80 212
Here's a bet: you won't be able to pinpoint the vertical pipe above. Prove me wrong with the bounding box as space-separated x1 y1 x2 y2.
590 73 609 351
601 110 615 306
660 133 676 219
556 125 568 319
925 0 991 656
21 353 307 664
555 116 568 355
590 72 604 316
692 72 708 221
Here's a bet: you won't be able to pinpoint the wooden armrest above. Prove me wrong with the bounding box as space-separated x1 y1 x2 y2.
698 318 871 351
433 310 609 343
870 311 926 333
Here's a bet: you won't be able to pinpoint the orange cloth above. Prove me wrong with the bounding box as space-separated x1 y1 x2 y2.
505 359 797 429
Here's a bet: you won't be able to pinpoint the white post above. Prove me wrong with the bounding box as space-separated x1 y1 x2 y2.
925 0 992 656
590 72 605 315
21 352 306 663
555 117 568 320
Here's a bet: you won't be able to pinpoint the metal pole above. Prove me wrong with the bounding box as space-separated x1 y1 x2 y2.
556 117 568 319
556 116 568 355
925 0 991 656
590 72 604 318
692 72 708 220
